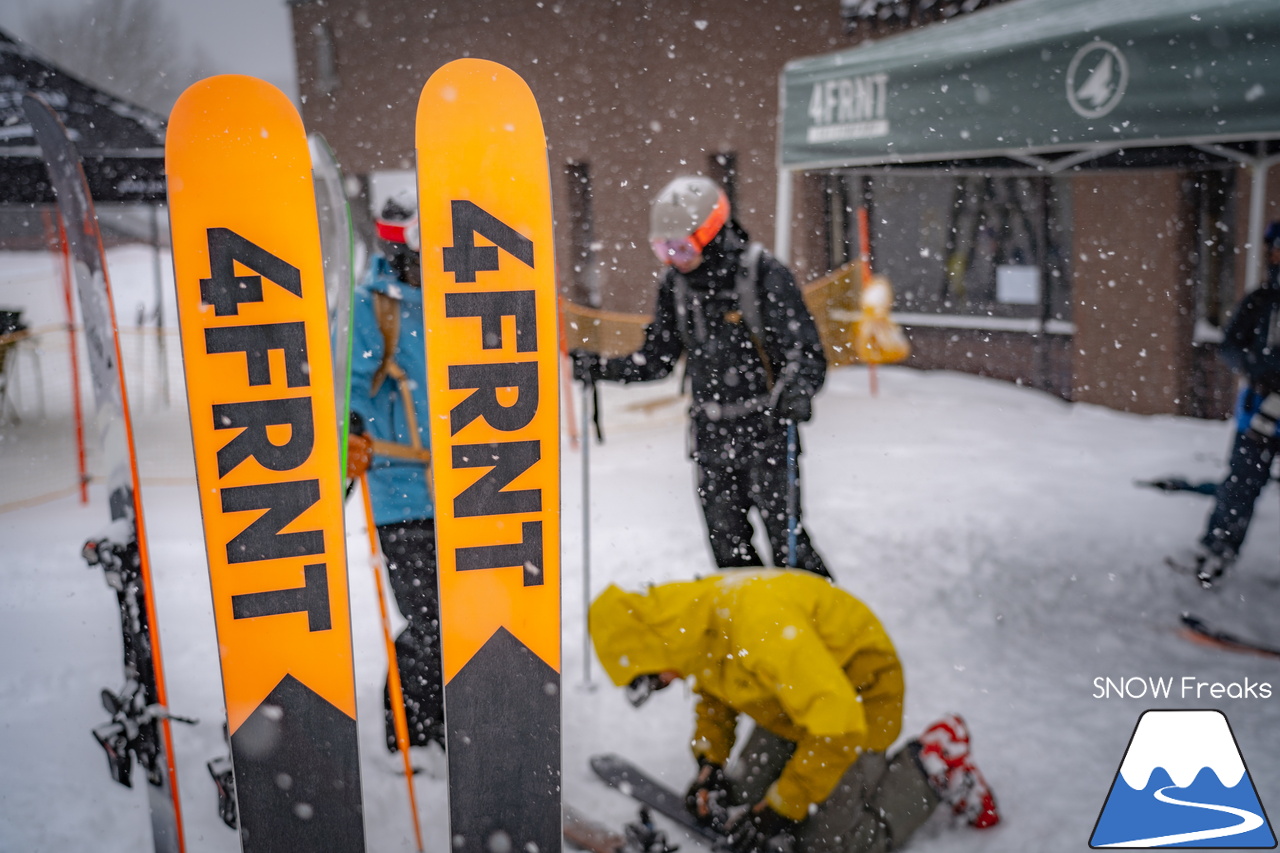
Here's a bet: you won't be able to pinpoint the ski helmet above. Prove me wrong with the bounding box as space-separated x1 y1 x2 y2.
649 176 729 267
375 189 420 256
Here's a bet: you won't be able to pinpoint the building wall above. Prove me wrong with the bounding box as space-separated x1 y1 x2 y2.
901 327 1073 401
289 0 1267 420
289 0 862 315
1070 171 1196 415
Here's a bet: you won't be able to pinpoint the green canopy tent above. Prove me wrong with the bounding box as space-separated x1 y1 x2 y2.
775 0 1280 288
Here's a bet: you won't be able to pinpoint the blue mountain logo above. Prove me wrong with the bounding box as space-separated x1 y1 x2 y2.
1091 710 1275 848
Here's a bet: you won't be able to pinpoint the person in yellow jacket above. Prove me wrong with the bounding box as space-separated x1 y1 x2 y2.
590 570 999 853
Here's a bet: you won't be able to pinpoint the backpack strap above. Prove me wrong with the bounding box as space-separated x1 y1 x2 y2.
733 242 766 346
367 290 431 465
733 242 774 389
671 273 705 350
371 290 401 396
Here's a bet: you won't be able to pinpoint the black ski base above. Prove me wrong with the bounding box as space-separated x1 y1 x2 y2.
1180 613 1280 660
590 754 726 846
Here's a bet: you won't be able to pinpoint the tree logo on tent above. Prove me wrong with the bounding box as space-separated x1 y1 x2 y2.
1089 710 1275 848
1067 40 1128 120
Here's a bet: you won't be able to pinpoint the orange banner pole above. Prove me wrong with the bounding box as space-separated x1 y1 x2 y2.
359 473 424 852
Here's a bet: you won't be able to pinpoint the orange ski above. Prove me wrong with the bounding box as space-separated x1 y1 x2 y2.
167 75 363 852
417 58 561 853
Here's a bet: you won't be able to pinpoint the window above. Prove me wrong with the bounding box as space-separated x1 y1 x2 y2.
313 23 339 95
854 172 1072 321
1187 168 1238 332
823 172 854 272
564 161 599 306
708 152 738 211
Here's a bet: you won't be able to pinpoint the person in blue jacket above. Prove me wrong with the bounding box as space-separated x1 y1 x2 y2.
1168 221 1280 587
347 190 443 771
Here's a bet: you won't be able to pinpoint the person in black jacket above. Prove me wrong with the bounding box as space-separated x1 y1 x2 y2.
572 176 830 577
1168 221 1280 586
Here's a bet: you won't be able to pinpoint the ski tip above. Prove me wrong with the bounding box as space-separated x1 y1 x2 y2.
417 58 539 122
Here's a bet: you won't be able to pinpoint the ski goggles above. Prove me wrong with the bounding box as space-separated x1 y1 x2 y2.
649 189 730 266
376 214 420 253
625 674 666 708
650 236 703 267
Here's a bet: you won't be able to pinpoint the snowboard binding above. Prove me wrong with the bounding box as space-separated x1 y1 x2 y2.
208 722 238 829
208 755 237 829
623 808 679 853
82 535 133 593
92 681 196 789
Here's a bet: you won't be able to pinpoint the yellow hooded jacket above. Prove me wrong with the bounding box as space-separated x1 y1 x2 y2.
590 570 903 821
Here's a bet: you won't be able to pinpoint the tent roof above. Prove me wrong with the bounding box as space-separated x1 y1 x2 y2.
0 28 166 203
779 0 1280 170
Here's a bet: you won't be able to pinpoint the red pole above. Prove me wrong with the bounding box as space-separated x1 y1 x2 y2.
48 211 89 503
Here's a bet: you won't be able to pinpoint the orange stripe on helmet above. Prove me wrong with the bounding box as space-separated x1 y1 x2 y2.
688 189 730 252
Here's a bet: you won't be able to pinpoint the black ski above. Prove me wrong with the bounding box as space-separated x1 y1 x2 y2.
22 93 189 853
590 754 725 846
1180 613 1280 660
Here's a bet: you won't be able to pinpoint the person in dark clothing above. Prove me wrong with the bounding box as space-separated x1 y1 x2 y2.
1168 221 1280 587
572 176 830 577
346 190 444 773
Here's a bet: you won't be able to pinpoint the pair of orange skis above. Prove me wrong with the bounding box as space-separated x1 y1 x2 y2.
164 61 562 853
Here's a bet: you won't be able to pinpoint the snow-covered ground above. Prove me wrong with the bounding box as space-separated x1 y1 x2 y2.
2 247 1279 852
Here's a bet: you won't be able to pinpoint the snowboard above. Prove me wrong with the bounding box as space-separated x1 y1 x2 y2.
167 75 364 853
1180 613 1280 660
22 93 188 853
416 58 562 853
564 803 678 853
590 754 724 845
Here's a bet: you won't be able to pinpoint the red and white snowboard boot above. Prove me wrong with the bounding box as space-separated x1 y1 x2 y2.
917 714 1000 829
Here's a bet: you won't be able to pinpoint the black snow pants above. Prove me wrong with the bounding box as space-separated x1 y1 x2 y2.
376 519 445 752
727 727 940 853
694 418 829 577
1201 427 1279 558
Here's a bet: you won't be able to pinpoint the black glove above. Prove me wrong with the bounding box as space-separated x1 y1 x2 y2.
684 759 732 831
570 348 605 383
775 387 813 423
726 805 800 853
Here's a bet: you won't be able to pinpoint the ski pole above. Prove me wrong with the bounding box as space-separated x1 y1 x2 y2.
582 376 592 685
786 419 799 568
558 296 580 450
359 473 424 851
